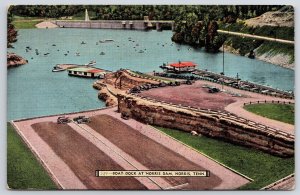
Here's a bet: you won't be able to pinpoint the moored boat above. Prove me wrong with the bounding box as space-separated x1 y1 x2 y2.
85 60 96 66
52 66 65 72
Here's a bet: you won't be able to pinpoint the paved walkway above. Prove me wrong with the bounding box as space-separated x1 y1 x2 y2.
262 174 295 190
12 107 250 190
71 122 170 189
12 117 86 189
104 108 250 190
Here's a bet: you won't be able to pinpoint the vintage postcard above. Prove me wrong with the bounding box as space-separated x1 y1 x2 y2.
7 5 294 190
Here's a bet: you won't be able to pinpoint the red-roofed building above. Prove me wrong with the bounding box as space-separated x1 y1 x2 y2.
160 61 197 73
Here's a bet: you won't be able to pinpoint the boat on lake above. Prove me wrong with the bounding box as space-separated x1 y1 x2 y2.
85 60 96 66
99 39 114 43
52 66 65 72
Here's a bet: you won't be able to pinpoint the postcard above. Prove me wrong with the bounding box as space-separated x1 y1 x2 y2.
7 5 295 190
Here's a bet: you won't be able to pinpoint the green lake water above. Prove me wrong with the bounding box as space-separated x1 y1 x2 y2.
7 28 294 120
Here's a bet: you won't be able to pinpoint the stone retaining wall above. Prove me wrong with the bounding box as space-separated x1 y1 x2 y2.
117 94 294 157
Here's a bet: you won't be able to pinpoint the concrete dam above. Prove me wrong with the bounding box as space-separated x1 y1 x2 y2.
54 20 175 31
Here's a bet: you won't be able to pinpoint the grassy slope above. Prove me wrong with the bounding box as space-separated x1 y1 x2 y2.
219 22 294 62
244 103 294 125
156 126 294 190
12 20 42 29
256 42 294 63
7 123 57 189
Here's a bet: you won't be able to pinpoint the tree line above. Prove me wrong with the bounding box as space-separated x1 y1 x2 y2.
9 5 283 21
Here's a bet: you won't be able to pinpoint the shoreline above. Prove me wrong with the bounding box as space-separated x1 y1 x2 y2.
223 44 294 70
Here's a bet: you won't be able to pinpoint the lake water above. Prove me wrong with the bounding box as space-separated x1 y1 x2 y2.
7 28 294 120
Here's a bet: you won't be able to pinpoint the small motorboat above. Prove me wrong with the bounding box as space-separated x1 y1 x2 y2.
99 39 114 43
76 52 80 56
99 52 105 55
81 41 86 44
138 50 144 53
52 66 65 72
52 44 56 46
85 60 96 66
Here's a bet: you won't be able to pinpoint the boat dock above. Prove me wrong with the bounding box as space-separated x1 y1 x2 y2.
192 69 294 99
67 67 109 78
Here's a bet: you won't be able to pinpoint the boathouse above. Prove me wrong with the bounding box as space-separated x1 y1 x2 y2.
68 67 106 78
160 61 197 73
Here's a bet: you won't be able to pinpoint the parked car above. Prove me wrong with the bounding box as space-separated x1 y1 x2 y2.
121 113 130 120
57 116 71 124
73 116 91 124
208 87 220 93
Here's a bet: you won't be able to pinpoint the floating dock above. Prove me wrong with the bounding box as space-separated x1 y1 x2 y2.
68 67 108 78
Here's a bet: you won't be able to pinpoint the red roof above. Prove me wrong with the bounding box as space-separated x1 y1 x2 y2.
87 69 103 73
169 61 197 68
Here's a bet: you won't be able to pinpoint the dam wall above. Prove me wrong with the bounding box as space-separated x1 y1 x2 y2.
54 20 174 31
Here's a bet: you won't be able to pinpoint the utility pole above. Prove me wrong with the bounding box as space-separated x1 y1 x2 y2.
222 43 225 91
222 44 225 75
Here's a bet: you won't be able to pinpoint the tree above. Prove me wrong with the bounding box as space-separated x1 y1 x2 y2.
7 6 17 48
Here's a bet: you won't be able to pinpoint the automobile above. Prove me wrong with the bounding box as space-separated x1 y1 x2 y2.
208 87 220 93
175 81 181 86
151 84 159 88
186 79 193 85
57 116 71 124
159 82 167 87
73 115 91 124
121 113 130 120
130 87 140 93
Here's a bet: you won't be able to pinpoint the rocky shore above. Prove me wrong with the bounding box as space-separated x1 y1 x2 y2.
7 53 28 68
223 45 294 70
